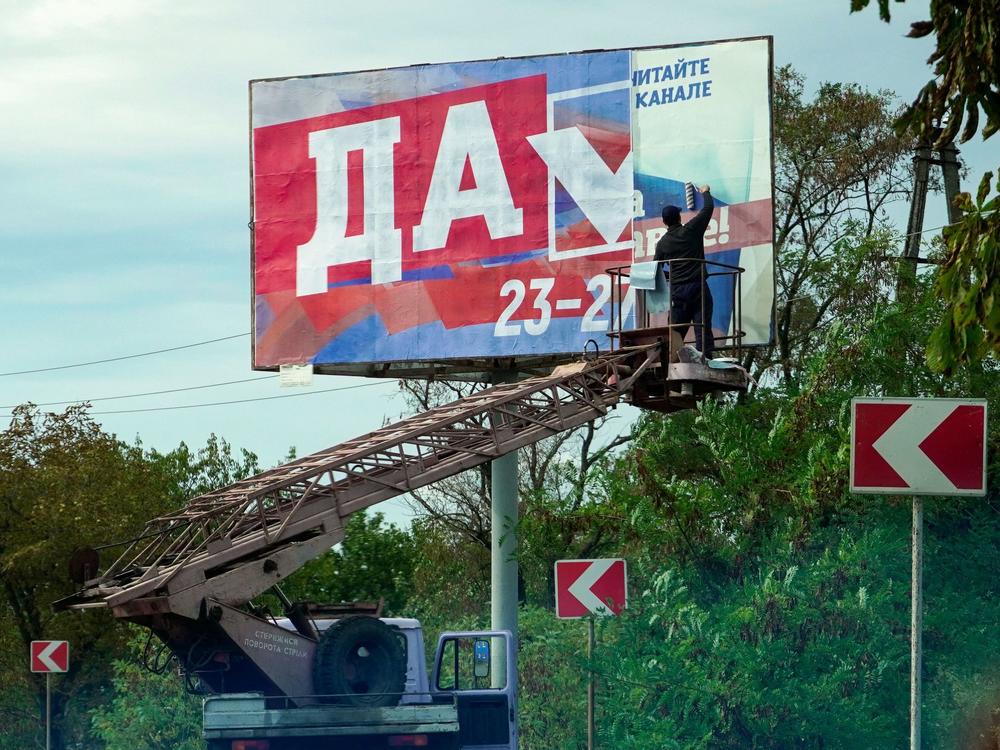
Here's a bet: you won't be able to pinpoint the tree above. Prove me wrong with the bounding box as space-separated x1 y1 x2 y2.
89 629 202 750
0 406 261 749
758 66 912 386
928 169 1000 373
147 432 260 500
0 406 187 749
851 0 1000 372
278 511 419 616
594 530 914 749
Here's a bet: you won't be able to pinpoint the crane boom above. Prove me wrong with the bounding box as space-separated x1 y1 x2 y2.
54 335 748 698
58 344 660 625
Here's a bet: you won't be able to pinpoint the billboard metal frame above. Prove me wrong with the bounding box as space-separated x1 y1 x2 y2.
249 36 775 381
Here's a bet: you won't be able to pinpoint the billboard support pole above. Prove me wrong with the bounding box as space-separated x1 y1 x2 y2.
910 495 923 750
491 449 518 689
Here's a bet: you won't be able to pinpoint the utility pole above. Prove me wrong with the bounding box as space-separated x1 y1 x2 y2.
898 139 962 292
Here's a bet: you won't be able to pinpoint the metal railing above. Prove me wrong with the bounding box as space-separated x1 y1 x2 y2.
606 257 745 356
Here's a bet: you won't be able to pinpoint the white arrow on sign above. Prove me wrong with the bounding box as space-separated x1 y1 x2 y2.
35 642 66 672
872 401 960 494
567 558 616 614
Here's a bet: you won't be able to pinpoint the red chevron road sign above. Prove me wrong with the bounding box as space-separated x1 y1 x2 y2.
30 641 69 673
851 398 988 496
555 559 627 619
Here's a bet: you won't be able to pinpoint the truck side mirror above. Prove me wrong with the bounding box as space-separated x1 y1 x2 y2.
473 639 490 679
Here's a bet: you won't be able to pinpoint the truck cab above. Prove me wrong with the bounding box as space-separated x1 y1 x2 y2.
202 621 517 750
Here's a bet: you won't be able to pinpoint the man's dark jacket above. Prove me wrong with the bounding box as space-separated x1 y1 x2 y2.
654 191 715 285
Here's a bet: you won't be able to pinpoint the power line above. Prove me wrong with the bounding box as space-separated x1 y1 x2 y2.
894 207 997 241
0 381 393 418
0 375 277 409
898 220 952 240
0 333 250 377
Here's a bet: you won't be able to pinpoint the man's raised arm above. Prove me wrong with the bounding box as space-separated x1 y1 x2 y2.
687 186 715 235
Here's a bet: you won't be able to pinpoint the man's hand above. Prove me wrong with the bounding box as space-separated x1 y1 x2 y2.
698 184 711 193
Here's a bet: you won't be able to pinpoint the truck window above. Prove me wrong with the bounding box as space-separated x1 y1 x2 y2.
435 635 507 691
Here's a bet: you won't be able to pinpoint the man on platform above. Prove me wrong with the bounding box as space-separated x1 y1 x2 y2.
655 185 716 358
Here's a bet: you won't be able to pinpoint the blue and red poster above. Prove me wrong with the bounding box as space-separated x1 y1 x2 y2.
251 39 773 369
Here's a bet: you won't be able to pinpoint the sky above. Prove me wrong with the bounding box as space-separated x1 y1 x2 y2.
1 0 992 524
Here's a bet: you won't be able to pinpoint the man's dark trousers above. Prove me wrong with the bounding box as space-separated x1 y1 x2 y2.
670 280 714 357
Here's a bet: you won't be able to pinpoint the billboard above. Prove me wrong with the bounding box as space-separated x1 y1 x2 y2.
251 38 774 375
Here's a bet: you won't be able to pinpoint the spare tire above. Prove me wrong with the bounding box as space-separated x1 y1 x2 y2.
313 616 406 707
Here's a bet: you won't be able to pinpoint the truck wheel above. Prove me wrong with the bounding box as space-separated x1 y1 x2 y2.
313 616 406 707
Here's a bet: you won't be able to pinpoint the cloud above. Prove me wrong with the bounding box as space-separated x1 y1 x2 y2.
7 0 167 39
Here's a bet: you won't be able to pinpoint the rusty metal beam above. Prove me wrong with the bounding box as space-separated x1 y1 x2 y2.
60 345 659 617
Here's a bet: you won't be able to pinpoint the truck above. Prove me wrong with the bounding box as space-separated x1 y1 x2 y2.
201 615 517 750
57 342 747 748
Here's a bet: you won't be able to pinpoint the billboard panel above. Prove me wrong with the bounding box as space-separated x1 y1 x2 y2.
251 38 773 374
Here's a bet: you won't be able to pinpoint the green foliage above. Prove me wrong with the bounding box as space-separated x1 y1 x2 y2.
590 490 1000 749
407 519 491 620
517 606 588 750
0 406 188 749
927 168 1000 374
852 0 1000 370
591 288 1000 748
0 406 261 749
148 433 260 501
279 511 419 615
595 526 911 749
849 0 897 22
853 0 1000 145
763 66 910 384
89 630 201 750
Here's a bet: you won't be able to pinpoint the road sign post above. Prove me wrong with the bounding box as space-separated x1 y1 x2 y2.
555 559 628 750
31 640 69 750
910 495 923 750
587 617 596 750
851 398 987 750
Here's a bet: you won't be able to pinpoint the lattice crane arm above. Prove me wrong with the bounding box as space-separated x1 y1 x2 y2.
57 344 661 621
